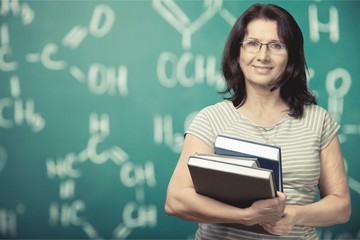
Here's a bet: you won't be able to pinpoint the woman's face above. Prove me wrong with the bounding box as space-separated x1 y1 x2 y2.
238 19 288 89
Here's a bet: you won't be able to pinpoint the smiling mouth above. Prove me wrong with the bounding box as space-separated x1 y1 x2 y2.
253 66 273 72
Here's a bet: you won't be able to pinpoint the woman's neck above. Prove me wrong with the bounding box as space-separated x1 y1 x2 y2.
236 89 289 127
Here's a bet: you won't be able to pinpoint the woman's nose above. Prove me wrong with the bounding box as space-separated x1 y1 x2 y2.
256 47 270 62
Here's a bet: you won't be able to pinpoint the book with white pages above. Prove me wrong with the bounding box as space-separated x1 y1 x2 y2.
215 134 283 192
187 155 277 234
194 153 260 168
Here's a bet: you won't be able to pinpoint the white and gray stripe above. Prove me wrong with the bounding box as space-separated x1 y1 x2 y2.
186 100 340 240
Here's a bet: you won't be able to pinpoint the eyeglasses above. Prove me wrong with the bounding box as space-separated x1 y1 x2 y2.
240 40 287 54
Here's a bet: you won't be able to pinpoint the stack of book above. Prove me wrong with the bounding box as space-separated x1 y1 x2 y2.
187 135 283 234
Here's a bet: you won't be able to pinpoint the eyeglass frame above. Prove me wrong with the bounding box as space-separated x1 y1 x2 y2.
239 40 287 54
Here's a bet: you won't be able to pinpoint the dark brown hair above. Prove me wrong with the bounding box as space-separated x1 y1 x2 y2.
221 4 316 118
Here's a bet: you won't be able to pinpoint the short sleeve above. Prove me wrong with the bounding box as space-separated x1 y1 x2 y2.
320 111 340 150
185 108 216 148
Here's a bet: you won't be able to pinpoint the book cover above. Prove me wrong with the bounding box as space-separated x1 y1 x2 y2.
214 135 283 192
188 156 276 234
195 153 260 168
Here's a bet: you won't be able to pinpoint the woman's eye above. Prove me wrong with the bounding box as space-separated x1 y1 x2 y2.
248 41 260 47
270 43 283 49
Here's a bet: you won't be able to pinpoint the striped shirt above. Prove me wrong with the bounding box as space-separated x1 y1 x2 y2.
186 100 340 240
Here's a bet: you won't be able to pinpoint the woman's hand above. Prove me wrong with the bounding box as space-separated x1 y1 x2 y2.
244 191 286 226
259 205 298 236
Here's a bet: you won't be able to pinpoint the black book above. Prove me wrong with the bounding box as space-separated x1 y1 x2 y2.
188 155 276 234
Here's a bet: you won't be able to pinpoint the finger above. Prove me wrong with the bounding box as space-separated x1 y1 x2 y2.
260 225 280 236
259 223 271 233
276 191 287 201
260 222 274 228
262 223 293 236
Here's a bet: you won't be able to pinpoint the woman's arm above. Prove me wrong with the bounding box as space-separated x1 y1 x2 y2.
165 134 286 226
296 135 351 225
261 135 351 235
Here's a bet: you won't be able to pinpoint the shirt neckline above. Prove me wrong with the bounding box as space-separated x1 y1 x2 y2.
225 100 289 131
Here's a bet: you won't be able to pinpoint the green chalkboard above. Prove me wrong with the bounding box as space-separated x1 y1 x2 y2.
0 0 359 239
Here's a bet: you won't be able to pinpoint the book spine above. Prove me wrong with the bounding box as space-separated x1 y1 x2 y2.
215 147 283 192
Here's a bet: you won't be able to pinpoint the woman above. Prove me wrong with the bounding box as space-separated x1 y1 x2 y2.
165 3 351 239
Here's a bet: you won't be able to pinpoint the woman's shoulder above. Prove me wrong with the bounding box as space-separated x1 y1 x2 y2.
201 100 234 114
303 104 331 119
300 104 339 133
194 100 239 128
186 100 238 147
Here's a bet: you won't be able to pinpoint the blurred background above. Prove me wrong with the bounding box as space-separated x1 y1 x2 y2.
0 0 359 239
